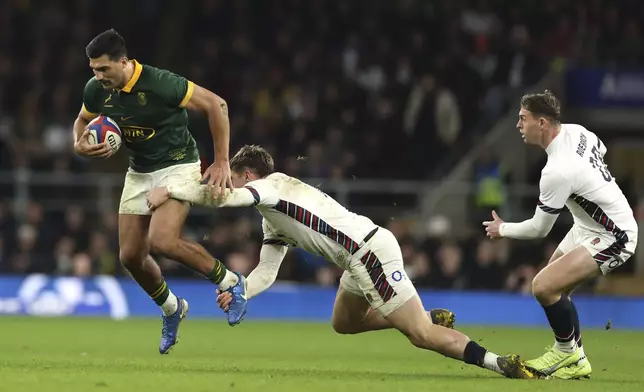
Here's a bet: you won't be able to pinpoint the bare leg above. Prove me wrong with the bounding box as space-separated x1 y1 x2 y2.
532 246 601 352
383 295 535 378
118 214 163 294
148 199 237 289
119 213 181 319
331 287 454 334
330 286 533 378
385 295 469 360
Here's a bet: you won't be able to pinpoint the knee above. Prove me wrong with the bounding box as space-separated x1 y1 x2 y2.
148 230 176 256
119 245 145 269
331 315 360 335
531 274 558 304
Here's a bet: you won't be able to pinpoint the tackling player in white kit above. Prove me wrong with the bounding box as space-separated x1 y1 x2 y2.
483 91 638 380
147 145 539 379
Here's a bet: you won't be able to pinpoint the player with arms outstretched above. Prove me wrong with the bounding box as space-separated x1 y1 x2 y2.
483 91 638 379
146 145 540 379
72 29 248 353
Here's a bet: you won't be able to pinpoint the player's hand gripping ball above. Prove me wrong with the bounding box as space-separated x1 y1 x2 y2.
86 115 122 154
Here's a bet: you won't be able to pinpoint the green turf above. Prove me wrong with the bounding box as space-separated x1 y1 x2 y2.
0 317 641 392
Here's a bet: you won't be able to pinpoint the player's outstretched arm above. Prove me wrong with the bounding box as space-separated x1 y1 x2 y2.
495 207 558 240
146 181 279 210
245 244 289 299
169 179 278 208
484 171 569 240
216 244 288 311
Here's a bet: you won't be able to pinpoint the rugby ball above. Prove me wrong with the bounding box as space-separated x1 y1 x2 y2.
87 115 122 153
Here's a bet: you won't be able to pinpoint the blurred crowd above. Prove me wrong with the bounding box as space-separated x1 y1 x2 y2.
5 0 644 179
0 199 582 293
1 0 644 290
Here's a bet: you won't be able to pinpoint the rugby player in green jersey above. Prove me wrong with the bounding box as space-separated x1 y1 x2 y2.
72 29 247 354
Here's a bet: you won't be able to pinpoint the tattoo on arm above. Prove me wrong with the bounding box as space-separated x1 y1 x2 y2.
220 101 228 116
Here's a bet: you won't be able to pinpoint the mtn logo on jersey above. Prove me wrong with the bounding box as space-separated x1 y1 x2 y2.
122 126 156 142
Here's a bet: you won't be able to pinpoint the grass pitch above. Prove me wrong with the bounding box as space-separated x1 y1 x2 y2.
0 317 642 392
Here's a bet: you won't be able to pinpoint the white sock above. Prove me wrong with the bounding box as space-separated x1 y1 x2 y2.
555 338 577 353
482 352 503 375
160 290 179 316
578 345 586 359
217 270 239 291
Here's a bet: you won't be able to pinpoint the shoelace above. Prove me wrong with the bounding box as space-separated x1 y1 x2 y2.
162 320 169 335
535 345 564 365
161 313 176 336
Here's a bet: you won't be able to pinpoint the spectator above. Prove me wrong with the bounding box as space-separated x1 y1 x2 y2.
467 239 505 290
0 0 641 293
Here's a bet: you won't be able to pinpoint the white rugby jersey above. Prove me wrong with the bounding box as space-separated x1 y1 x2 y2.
247 172 379 270
170 172 379 270
500 123 637 245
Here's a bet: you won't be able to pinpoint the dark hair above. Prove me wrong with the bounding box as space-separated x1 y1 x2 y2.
229 145 275 178
85 29 127 60
520 90 561 123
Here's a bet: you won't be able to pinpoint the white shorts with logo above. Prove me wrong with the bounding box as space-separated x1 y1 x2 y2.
339 228 417 317
557 224 638 275
118 162 202 215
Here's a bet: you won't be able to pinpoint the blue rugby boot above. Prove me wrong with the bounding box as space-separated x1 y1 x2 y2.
159 297 189 354
225 272 248 326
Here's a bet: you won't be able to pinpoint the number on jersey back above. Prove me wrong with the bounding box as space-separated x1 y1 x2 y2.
588 139 612 182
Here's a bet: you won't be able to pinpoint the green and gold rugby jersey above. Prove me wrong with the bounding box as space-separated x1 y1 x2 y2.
82 60 199 173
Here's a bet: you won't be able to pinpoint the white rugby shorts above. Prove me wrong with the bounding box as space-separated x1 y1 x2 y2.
340 227 417 316
118 162 201 215
557 224 637 275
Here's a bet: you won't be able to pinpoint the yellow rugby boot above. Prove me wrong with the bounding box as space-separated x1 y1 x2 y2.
429 308 456 329
497 354 543 379
550 355 592 380
525 345 583 376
